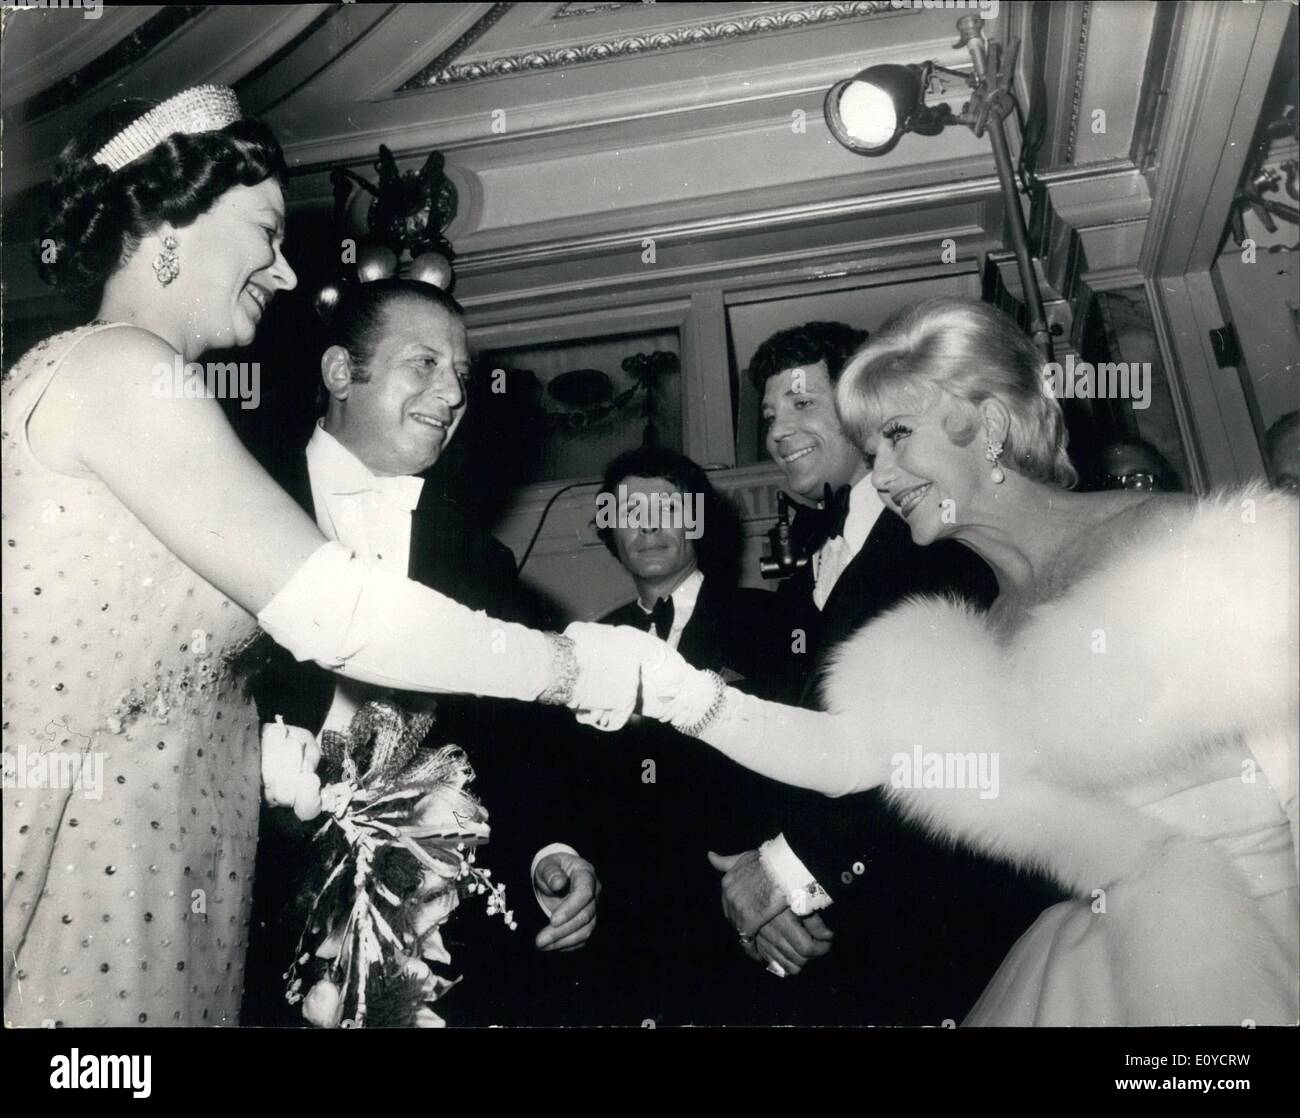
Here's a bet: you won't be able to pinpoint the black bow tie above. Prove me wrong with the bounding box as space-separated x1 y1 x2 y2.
636 596 675 641
790 484 852 556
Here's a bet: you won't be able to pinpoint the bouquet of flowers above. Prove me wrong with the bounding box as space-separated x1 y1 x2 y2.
284 700 513 1028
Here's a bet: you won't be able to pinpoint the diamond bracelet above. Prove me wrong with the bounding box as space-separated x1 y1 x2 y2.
537 633 579 707
675 670 729 737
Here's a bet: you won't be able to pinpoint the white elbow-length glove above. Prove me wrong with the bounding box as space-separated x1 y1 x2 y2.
637 636 864 798
257 542 639 729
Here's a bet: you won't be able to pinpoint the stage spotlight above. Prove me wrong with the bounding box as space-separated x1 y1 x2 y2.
823 15 1054 359
824 64 950 156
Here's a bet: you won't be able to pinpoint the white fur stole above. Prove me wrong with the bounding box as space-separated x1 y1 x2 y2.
819 486 1298 1024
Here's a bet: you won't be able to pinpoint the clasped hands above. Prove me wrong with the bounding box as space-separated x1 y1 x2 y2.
562 622 708 731
709 850 834 977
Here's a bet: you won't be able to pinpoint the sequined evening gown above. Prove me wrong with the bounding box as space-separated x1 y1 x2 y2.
3 323 264 1026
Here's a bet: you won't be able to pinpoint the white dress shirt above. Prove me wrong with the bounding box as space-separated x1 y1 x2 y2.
765 474 883 926
306 422 424 574
811 473 884 610
304 422 577 914
634 567 705 651
305 422 425 735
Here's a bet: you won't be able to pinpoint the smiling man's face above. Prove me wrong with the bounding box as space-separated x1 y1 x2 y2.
761 360 866 502
327 297 470 477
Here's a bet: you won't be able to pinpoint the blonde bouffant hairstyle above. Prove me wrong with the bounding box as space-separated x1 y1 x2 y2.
836 296 1078 489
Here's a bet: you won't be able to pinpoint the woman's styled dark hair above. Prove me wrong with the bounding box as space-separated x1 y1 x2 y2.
595 445 741 580
325 278 465 382
37 98 286 305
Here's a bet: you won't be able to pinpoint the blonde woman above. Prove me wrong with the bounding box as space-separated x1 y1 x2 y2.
630 297 1298 1026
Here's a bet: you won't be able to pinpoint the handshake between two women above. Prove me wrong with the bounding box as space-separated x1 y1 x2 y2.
559 622 731 735
253 538 808 808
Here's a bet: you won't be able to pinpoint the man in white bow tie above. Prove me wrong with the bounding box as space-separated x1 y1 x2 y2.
243 278 601 1026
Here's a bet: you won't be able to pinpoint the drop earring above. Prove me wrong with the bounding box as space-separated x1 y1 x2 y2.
153 235 179 286
986 439 1005 484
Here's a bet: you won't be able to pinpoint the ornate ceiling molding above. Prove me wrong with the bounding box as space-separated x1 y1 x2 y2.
552 2 645 20
454 172 1003 273
401 2 517 92
1064 0 1092 164
399 1 898 90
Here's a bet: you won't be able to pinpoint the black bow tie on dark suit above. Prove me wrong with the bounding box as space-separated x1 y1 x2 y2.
790 483 853 557
631 596 675 641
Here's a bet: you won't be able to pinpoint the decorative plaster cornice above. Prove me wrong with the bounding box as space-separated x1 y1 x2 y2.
1064 0 1092 164
400 1 898 90
552 2 645 20
454 173 1002 272
403 3 517 92
450 159 1139 278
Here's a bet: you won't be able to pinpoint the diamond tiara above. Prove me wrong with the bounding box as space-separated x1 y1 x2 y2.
91 85 242 173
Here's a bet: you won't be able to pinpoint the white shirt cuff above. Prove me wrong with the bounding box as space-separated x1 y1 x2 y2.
531 842 580 916
759 833 833 914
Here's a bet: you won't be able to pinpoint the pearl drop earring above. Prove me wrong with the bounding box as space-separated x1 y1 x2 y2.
986 440 1005 484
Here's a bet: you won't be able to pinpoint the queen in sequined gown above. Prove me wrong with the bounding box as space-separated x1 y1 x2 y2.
0 85 308 1029
3 87 639 1030
3 323 265 1026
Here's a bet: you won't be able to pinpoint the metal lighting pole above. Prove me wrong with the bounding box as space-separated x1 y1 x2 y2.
954 14 1055 362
